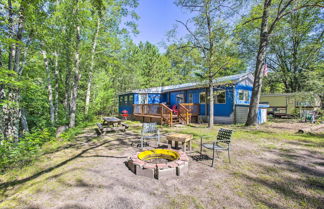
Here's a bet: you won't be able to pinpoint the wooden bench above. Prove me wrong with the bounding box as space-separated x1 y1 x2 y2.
121 123 129 129
96 123 103 134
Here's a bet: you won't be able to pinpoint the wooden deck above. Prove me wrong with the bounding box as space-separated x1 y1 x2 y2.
132 103 199 126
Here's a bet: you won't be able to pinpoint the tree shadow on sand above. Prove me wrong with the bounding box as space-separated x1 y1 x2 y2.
0 135 138 198
236 146 324 208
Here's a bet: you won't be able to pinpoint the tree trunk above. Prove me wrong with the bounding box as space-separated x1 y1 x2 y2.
8 0 14 72
205 0 214 128
3 1 24 140
208 78 214 128
64 77 70 114
17 40 31 134
69 24 81 128
54 51 59 121
85 17 100 115
42 50 55 125
3 90 19 140
21 108 29 133
245 0 271 126
0 48 4 137
63 27 72 117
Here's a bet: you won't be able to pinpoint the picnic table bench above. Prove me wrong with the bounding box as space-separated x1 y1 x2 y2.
96 117 129 134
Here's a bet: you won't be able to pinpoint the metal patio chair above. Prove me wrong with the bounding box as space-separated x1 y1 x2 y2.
140 123 160 149
200 128 233 167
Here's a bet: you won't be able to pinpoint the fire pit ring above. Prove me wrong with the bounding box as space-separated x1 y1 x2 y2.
127 149 189 179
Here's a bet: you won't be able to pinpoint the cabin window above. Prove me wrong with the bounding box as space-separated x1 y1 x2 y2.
188 93 193 103
120 96 125 104
199 92 206 104
151 95 160 104
238 90 249 102
214 90 226 104
139 94 148 104
128 95 133 104
176 93 185 103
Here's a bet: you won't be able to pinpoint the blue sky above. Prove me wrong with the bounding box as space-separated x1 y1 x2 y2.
131 0 191 48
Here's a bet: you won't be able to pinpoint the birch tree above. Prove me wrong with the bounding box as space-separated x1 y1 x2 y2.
41 50 55 125
85 16 100 115
2 0 26 140
69 0 81 128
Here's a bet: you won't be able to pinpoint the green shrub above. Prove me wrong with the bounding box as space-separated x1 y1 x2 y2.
0 120 95 173
0 129 53 173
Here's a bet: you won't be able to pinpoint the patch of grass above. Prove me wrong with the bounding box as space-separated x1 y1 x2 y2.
166 194 205 209
163 124 323 152
263 143 278 150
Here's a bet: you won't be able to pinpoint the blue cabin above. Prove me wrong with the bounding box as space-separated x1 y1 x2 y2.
118 72 267 125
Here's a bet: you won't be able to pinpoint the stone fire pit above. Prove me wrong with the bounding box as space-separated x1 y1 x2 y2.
127 149 189 179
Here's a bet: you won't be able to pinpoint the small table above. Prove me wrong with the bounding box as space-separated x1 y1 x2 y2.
96 117 128 134
166 133 193 152
103 117 122 127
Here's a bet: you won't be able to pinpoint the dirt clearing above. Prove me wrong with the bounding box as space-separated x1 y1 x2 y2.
0 121 323 209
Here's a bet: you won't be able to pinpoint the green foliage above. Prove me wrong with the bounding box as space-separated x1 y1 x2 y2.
236 1 323 93
174 1 244 80
165 43 203 83
59 122 91 141
0 129 53 173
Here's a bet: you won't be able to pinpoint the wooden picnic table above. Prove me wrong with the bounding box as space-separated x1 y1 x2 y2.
102 117 122 127
96 117 128 135
166 133 193 152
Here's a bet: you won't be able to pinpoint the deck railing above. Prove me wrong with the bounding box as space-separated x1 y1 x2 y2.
133 104 161 115
178 104 189 124
133 103 199 126
180 103 200 116
160 104 173 126
133 104 173 126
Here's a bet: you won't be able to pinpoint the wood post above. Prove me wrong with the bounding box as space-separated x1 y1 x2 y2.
160 104 163 125
186 112 189 124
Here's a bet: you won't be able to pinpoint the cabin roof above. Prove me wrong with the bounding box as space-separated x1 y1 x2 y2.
120 72 253 95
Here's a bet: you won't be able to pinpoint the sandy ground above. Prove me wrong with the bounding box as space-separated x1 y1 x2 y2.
260 119 324 133
0 123 323 209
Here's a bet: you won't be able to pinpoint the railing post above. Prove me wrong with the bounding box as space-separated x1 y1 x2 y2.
186 112 189 124
160 104 163 125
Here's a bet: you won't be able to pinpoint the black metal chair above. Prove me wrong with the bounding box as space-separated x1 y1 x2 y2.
140 123 160 149
200 128 233 167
